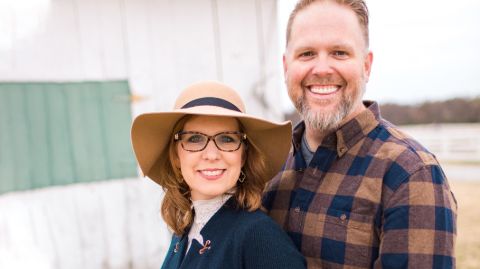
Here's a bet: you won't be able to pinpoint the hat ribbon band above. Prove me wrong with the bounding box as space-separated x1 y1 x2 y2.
181 97 242 112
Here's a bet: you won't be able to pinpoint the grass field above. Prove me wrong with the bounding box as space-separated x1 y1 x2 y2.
450 180 480 269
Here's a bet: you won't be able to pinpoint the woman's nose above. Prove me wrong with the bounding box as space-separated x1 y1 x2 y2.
202 139 220 160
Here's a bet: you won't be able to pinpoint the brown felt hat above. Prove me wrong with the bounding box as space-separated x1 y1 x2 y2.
131 81 292 186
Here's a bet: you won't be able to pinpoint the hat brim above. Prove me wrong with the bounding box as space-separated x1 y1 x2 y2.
131 105 292 186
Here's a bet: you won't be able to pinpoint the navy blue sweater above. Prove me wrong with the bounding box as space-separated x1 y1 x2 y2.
161 198 306 269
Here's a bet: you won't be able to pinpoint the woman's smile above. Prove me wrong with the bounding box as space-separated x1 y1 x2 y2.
198 168 226 180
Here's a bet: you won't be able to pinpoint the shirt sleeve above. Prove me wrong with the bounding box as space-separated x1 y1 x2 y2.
242 216 306 269
377 164 457 268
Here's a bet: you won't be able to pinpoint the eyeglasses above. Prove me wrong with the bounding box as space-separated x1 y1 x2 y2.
174 131 246 152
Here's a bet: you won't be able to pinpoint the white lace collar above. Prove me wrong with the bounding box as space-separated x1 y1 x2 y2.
187 194 233 252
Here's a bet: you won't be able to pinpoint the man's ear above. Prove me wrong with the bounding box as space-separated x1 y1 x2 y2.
283 53 288 77
364 51 373 83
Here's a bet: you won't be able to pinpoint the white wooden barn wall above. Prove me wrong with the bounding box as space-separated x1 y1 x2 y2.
0 178 170 269
0 0 283 120
0 0 282 268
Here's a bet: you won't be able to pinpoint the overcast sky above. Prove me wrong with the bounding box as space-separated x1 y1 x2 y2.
278 0 480 110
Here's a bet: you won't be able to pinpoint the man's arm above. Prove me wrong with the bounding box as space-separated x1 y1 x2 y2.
377 164 457 268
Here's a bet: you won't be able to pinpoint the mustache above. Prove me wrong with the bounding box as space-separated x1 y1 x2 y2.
302 75 345 86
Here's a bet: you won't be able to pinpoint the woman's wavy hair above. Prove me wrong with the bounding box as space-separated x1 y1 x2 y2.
158 115 267 235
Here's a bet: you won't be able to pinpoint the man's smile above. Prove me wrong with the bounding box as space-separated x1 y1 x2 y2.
308 85 340 95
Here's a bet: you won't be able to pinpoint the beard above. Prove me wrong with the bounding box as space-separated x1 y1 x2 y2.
298 97 351 132
292 79 365 132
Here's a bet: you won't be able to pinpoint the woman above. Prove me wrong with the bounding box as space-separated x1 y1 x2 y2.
131 81 305 269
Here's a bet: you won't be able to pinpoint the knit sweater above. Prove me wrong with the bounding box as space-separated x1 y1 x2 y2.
187 194 231 252
161 197 306 269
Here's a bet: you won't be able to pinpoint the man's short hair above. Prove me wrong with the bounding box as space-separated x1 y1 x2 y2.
286 0 370 48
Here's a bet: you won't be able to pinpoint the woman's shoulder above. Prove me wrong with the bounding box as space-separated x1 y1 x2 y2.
228 207 286 237
231 209 307 268
221 198 274 225
204 201 306 268
231 207 274 225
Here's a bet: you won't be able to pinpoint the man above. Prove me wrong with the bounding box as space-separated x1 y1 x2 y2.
262 0 457 268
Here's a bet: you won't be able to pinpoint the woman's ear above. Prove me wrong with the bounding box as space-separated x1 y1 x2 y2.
171 147 182 174
241 143 248 167
172 157 180 171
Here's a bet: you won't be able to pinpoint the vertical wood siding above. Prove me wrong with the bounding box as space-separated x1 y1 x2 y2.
0 81 137 194
0 1 280 268
0 178 169 269
0 0 282 120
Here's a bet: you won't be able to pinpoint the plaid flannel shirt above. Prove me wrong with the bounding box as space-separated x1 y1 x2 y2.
263 101 457 269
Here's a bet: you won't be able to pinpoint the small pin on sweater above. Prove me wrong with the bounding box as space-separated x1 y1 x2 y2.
199 240 211 254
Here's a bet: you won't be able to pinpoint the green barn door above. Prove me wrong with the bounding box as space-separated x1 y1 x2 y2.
0 81 137 194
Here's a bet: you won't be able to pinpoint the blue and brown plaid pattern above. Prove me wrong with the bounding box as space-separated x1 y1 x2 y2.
263 101 457 268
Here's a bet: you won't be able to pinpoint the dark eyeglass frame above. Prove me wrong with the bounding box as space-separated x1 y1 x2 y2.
174 131 247 152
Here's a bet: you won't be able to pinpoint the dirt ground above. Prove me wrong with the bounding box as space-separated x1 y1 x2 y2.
450 180 480 269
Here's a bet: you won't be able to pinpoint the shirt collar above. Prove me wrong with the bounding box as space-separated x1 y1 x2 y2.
293 101 380 157
174 196 238 253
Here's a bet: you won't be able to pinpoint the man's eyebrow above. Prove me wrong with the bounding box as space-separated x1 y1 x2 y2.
331 43 354 51
289 43 355 52
291 45 314 51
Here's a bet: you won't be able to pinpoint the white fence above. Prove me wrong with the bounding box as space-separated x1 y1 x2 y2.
400 123 480 164
400 123 480 181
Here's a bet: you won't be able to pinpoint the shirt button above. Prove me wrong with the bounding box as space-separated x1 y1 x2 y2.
339 147 347 154
294 207 301 213
340 214 347 221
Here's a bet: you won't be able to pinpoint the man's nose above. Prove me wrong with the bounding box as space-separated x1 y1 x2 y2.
311 54 333 76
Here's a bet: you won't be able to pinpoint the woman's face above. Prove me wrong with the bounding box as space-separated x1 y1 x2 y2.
176 115 245 201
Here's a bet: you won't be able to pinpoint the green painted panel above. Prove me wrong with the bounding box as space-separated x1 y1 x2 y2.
82 82 109 181
9 85 31 190
99 81 138 179
0 85 16 191
24 84 51 188
0 81 137 194
66 83 93 182
46 84 76 185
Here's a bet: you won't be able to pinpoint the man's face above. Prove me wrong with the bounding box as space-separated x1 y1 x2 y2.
284 1 373 132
